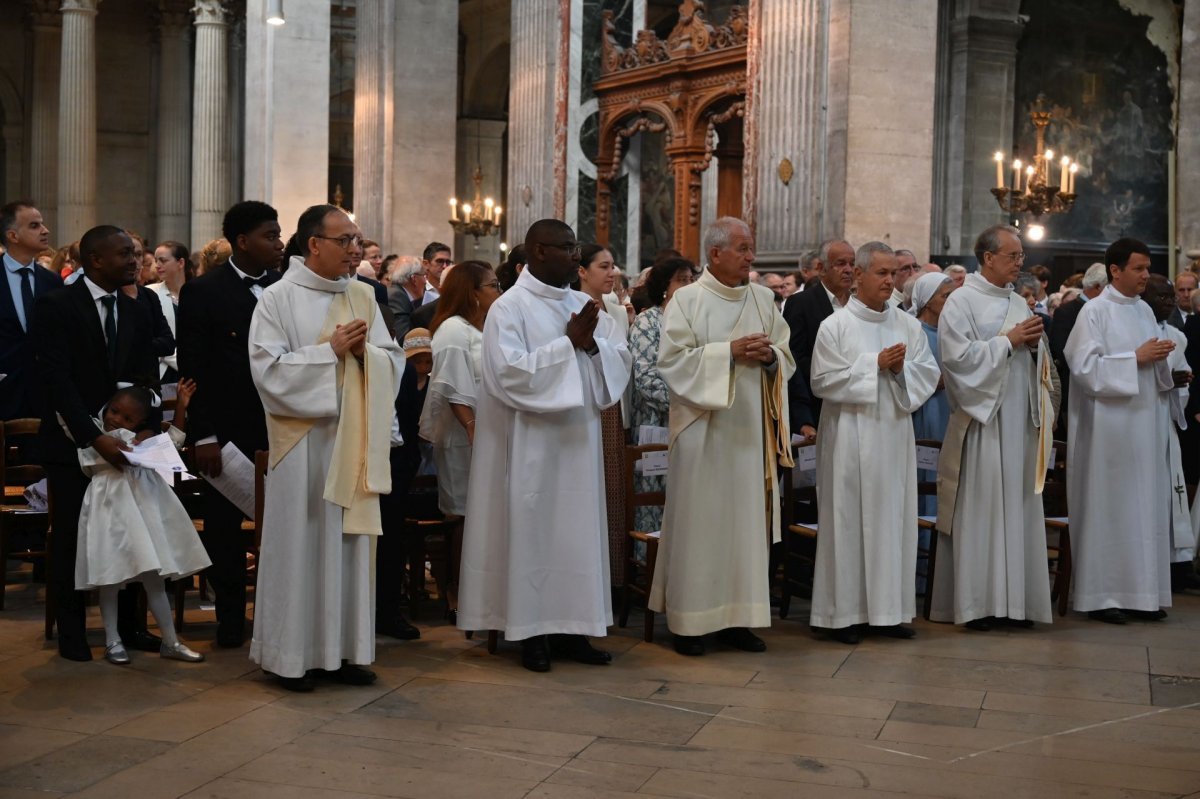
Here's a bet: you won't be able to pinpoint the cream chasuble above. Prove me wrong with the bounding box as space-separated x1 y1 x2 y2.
809 298 939 628
929 273 1053 625
649 269 794 636
1065 286 1174 612
456 268 631 640
248 257 403 678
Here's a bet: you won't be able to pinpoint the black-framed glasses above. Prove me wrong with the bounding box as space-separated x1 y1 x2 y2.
432 257 454 267
314 234 364 250
544 242 582 257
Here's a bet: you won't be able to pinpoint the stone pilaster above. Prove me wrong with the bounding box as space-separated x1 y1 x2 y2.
56 0 100 243
27 0 60 233
352 0 393 246
155 0 192 244
508 0 567 242
824 0 938 259
190 0 229 246
1177 0 1200 273
746 0 827 265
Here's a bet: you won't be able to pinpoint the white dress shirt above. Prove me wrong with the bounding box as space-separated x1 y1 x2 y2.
2 252 37 331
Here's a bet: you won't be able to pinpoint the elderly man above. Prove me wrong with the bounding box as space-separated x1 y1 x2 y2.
784 238 855 433
762 272 785 308
930 224 1055 631
1171 272 1196 329
798 249 820 287
650 217 794 656
1049 263 1107 437
891 248 918 308
809 242 939 643
945 264 968 289
386 256 426 339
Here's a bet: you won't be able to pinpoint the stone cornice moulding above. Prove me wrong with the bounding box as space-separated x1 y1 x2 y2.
192 0 228 26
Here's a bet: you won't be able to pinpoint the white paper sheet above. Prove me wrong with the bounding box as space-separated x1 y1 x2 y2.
122 433 188 484
636 450 669 476
637 425 669 446
794 444 817 471
915 445 940 472
200 442 257 519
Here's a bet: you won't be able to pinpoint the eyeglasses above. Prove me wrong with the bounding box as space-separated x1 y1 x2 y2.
480 280 500 290
313 234 364 250
544 242 582 257
432 258 454 267
991 250 1026 263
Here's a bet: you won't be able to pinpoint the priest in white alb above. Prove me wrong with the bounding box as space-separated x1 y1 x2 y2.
809 243 940 644
456 220 631 673
649 217 794 657
930 224 1055 630
1066 238 1177 623
1141 275 1196 586
248 205 402 692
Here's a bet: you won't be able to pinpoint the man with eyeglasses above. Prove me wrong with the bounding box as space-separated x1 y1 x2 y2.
386 256 427 340
421 242 453 302
247 203 404 691
891 249 918 309
458 219 631 673
930 224 1055 631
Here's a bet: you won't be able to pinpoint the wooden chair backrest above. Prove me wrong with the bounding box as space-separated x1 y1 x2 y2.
624 444 667 535
0 418 46 497
914 438 942 498
254 450 268 552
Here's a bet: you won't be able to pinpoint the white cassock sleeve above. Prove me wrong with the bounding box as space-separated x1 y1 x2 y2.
889 325 941 413
1166 334 1190 430
938 301 1013 424
589 312 634 409
1064 307 1141 398
810 319 880 405
248 290 340 419
658 294 735 410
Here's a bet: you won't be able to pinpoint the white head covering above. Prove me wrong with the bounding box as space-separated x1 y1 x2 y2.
909 271 952 316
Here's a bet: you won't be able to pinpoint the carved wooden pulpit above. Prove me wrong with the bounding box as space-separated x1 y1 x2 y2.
592 0 748 261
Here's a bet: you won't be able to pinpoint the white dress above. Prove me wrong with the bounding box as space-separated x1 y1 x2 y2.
75 425 210 590
419 316 481 517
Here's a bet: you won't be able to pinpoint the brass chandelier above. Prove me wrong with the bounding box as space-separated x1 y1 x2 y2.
991 97 1079 221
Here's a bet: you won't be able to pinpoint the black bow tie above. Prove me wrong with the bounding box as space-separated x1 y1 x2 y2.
243 276 268 288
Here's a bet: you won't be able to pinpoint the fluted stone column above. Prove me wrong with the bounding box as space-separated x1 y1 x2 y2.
190 0 229 246
28 0 61 231
508 0 566 241
57 0 100 243
353 0 393 246
746 0 827 265
156 1 192 244
1177 0 1200 273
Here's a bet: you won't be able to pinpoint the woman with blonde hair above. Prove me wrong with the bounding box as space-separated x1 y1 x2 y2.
196 238 232 276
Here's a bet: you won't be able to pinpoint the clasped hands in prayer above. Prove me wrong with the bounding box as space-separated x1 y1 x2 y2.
731 333 775 365
877 343 906 374
1005 316 1043 350
331 319 369 359
566 299 601 351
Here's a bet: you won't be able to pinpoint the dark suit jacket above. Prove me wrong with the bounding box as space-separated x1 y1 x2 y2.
1049 296 1085 371
33 279 160 466
357 274 388 305
387 284 426 340
1185 314 1200 422
176 261 281 456
411 297 439 331
0 264 63 420
1169 308 1187 332
782 282 834 430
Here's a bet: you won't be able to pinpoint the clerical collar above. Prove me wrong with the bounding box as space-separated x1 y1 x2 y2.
1101 284 1140 305
283 255 349 294
847 296 890 322
964 272 1012 298
515 264 570 300
697 267 747 301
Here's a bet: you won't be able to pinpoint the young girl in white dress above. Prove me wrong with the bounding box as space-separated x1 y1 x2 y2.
75 380 211 665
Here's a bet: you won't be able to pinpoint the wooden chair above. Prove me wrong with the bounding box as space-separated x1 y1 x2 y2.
618 443 666 643
0 419 51 613
913 439 941 620
401 474 451 619
779 443 818 619
1043 440 1071 616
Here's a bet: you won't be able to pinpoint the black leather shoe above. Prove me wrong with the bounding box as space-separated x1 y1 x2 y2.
716 627 767 652
1088 609 1127 625
870 625 916 639
275 673 315 692
377 615 421 640
329 664 377 685
216 619 250 648
996 617 1035 629
122 630 163 652
1124 608 1167 621
829 626 861 645
965 618 992 631
673 634 706 656
548 634 612 665
58 641 93 662
521 636 551 672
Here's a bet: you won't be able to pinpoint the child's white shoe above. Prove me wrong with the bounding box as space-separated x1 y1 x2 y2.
104 641 130 665
160 641 205 662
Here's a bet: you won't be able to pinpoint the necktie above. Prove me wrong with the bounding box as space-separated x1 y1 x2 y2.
99 295 117 367
243 276 266 289
17 268 34 331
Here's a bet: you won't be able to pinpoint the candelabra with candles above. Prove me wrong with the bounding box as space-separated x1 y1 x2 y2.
449 166 502 240
991 98 1080 219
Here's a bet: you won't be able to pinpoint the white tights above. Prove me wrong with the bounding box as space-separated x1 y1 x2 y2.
99 573 179 648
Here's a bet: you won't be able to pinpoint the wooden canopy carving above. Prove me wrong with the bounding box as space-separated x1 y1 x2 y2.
593 0 748 261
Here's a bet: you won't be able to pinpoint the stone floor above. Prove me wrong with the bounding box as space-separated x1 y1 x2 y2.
4 576 1200 799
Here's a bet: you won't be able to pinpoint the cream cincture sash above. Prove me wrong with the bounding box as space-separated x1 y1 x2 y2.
936 294 1054 535
265 279 394 536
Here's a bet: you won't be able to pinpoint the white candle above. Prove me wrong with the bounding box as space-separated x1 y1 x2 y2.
994 151 1005 189
1025 165 1035 195
1068 163 1078 194
450 198 459 222
484 197 495 223
493 206 502 228
1060 157 1070 192
462 203 472 219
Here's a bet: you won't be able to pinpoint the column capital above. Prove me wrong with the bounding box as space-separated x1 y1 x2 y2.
157 0 191 32
191 0 227 26
26 0 61 29
60 0 100 14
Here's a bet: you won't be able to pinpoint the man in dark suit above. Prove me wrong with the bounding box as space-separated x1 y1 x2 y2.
33 225 161 661
176 201 284 647
1048 263 1107 438
1169 272 1196 331
386 256 428 339
782 238 854 436
0 201 63 420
